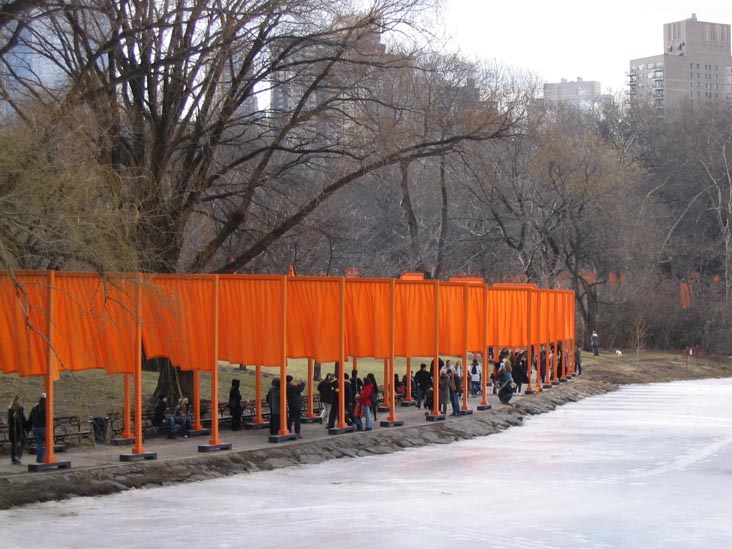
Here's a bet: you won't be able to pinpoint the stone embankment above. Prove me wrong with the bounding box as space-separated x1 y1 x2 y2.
0 378 615 510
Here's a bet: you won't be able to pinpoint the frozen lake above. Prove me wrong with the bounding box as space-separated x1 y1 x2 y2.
3 378 732 548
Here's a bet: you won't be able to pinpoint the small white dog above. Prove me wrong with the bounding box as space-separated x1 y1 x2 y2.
615 349 623 357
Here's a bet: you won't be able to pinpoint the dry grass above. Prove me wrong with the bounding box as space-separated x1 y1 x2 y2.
0 356 431 418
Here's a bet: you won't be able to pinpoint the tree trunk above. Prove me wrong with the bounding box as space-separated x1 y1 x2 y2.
398 160 428 274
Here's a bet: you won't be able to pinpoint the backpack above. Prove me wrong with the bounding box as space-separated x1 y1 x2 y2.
471 364 479 375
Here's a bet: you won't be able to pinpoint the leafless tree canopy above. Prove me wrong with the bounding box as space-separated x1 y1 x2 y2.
3 2 732 351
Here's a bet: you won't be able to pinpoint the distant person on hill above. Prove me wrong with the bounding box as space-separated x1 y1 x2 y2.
7 394 29 464
591 331 600 356
575 345 582 375
152 394 177 439
174 397 193 438
228 379 242 431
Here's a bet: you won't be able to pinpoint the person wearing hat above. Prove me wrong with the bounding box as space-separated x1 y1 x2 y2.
29 393 47 463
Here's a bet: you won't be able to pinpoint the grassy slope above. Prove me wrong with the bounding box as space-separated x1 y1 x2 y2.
2 351 730 419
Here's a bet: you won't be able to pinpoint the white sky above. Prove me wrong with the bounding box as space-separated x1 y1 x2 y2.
441 0 732 94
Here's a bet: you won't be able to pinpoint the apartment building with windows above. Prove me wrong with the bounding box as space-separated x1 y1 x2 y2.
627 14 732 114
543 77 611 109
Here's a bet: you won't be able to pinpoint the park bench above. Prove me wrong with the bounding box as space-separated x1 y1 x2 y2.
52 415 94 446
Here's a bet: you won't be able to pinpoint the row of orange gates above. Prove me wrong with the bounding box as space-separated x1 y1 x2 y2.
0 270 576 469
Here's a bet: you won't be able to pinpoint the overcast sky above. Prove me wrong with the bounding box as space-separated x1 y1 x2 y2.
441 0 732 94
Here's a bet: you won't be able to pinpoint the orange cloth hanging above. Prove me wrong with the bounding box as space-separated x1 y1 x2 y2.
218 275 284 367
344 279 391 359
394 280 436 357
287 277 341 362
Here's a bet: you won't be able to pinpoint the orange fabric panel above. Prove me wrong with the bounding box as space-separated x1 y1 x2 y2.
394 281 436 356
53 274 109 373
490 288 528 348
96 275 141 375
485 288 500 349
218 276 284 366
399 273 425 281
287 278 341 362
466 285 485 351
141 276 215 371
537 290 551 344
344 279 391 359
529 289 540 345
438 283 466 355
0 273 49 376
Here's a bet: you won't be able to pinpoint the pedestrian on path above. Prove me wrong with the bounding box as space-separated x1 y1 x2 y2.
591 331 600 356
7 394 29 464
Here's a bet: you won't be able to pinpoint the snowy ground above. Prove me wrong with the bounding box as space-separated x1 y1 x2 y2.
3 379 732 548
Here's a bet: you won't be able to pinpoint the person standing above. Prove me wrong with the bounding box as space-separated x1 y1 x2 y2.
7 395 29 464
286 375 306 438
575 345 582 375
317 374 333 425
359 375 376 431
267 378 282 435
469 359 482 397
229 379 242 431
414 363 432 409
591 331 600 356
29 393 47 463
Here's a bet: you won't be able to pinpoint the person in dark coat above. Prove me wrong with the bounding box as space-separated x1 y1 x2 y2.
229 379 242 431
286 375 306 437
498 362 515 405
318 374 333 425
7 394 29 464
29 393 47 463
152 394 176 438
326 374 340 429
414 363 432 409
267 378 281 436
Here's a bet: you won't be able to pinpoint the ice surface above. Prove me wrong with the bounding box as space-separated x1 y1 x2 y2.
3 379 732 548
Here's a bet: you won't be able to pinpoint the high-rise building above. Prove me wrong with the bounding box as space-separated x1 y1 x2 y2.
627 14 732 114
543 77 610 109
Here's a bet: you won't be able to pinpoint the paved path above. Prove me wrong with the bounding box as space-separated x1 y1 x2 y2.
0 391 524 477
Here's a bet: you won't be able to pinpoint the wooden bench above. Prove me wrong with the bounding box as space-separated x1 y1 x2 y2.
53 415 93 446
0 422 8 448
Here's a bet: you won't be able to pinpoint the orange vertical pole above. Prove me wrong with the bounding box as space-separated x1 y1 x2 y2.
254 364 263 424
209 275 222 445
388 278 397 422
432 280 440 416
305 357 315 418
382 358 389 412
44 270 56 464
480 286 489 407
132 274 146 455
337 277 346 429
526 288 534 394
193 370 202 430
353 356 358 372
122 373 133 438
461 284 469 411
279 276 289 436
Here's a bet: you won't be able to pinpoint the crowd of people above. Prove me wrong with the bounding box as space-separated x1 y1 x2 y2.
4 344 583 462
